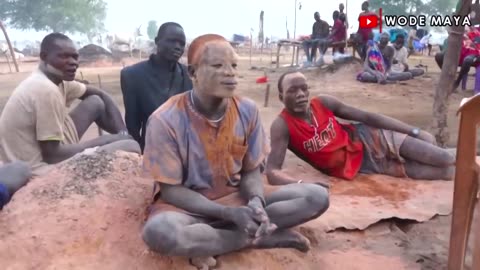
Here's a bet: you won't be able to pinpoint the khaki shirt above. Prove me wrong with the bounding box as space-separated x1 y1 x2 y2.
0 68 86 170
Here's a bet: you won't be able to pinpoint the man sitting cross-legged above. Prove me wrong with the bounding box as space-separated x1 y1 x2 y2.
266 71 455 185
0 33 139 175
142 34 329 269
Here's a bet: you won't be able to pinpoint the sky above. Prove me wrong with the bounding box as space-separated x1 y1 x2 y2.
4 0 364 44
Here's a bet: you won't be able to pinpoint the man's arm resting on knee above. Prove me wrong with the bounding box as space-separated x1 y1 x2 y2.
320 95 420 136
39 135 123 164
266 117 299 185
80 87 126 133
159 183 229 220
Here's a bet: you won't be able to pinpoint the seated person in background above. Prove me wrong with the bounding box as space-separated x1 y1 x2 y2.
142 34 329 269
266 71 455 185
0 161 32 210
121 22 192 152
327 11 347 54
303 12 330 66
391 34 425 77
435 26 480 91
0 33 139 175
357 33 412 83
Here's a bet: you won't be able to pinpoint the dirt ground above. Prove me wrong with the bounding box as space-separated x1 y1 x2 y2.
0 49 477 269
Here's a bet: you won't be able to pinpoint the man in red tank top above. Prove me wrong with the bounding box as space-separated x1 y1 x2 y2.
266 71 455 184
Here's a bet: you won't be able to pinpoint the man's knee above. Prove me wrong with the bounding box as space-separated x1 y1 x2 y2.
301 183 330 217
438 149 456 166
83 95 106 115
142 214 178 254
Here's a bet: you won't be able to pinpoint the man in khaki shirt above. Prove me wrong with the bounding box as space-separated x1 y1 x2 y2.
0 33 139 174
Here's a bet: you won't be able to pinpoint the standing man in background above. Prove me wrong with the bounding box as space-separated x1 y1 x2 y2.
121 22 192 152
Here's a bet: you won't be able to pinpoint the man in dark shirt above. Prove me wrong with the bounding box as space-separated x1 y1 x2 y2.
302 12 330 67
120 22 193 152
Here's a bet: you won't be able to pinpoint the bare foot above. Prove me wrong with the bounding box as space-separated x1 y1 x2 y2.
189 256 217 270
252 229 311 252
97 139 141 154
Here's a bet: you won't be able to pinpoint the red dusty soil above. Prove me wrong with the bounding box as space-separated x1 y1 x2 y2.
0 151 474 270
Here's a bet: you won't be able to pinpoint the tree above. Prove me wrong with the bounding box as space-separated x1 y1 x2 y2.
0 0 107 34
147 20 158 40
370 0 457 19
433 0 471 146
0 21 19 72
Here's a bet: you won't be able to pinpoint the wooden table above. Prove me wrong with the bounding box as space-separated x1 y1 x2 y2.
275 39 357 68
275 39 302 68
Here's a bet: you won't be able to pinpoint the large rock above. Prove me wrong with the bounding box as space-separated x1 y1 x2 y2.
0 152 328 269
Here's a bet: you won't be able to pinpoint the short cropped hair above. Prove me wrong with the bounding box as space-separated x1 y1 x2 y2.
40 33 71 53
156 22 183 38
278 70 300 93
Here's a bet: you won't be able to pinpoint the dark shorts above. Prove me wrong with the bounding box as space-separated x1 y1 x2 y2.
354 123 408 178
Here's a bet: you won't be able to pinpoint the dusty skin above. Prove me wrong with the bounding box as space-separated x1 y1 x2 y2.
0 50 476 269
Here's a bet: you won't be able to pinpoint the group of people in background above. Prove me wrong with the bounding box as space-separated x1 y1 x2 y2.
301 3 348 67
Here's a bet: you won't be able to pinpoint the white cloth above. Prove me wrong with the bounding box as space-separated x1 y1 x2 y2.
391 46 408 73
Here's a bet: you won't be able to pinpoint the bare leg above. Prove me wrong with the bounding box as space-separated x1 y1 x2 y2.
69 95 125 138
302 41 312 62
399 136 455 180
143 211 250 257
434 52 444 69
400 136 455 166
264 183 329 228
404 160 454 180
97 139 141 154
358 72 378 83
387 72 413 81
0 161 32 197
453 55 477 90
408 68 425 77
142 183 329 257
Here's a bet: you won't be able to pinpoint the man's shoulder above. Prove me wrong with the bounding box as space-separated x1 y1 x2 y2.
151 92 188 120
15 70 58 97
234 95 259 114
121 60 150 76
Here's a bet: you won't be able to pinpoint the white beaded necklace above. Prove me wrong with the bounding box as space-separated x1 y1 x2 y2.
190 91 226 123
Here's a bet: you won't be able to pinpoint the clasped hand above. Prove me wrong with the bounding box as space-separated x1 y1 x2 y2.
223 197 277 238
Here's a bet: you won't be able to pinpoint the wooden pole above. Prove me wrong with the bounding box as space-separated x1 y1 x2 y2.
0 21 19 73
264 84 271 107
4 54 11 73
433 0 471 146
97 74 104 136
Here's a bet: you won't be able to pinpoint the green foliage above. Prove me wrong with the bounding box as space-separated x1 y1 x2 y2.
0 0 107 34
369 0 457 18
147 20 158 40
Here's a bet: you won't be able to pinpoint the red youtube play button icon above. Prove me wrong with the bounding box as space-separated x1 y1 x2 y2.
359 14 379 29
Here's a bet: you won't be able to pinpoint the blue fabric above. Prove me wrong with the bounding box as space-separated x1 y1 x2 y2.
0 182 10 210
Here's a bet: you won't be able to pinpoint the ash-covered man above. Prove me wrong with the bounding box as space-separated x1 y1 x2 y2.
0 33 139 175
142 34 329 269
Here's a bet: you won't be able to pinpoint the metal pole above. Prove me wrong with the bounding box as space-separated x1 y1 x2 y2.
294 0 297 39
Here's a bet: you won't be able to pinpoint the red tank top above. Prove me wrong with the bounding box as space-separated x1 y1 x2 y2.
280 98 364 180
